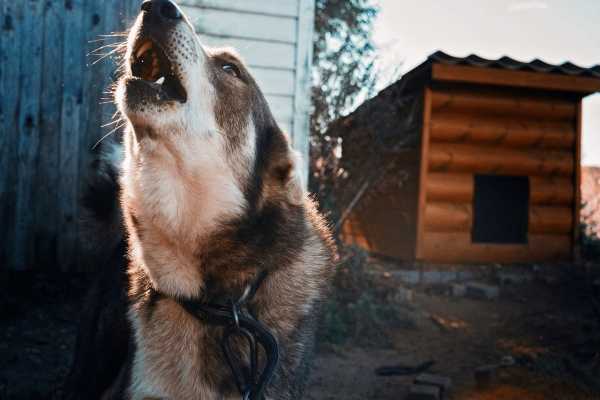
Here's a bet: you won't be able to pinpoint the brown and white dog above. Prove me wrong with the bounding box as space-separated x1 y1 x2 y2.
63 1 335 399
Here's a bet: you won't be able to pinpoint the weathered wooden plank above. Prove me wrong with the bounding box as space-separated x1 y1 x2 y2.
33 0 65 269
265 94 294 124
430 113 575 149
432 63 600 94
80 1 110 196
0 0 22 270
421 231 572 264
425 201 472 232
184 6 298 44
198 34 296 70
530 206 573 235
424 201 572 235
252 67 295 96
126 0 140 26
426 173 573 206
292 0 314 184
530 176 574 206
430 89 577 120
426 172 474 203
13 0 45 271
177 0 299 18
428 143 573 177
58 0 86 272
278 122 293 137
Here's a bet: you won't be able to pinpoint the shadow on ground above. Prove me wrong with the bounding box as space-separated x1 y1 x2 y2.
1 262 599 400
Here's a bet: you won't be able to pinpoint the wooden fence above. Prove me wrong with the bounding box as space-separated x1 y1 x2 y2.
0 0 139 271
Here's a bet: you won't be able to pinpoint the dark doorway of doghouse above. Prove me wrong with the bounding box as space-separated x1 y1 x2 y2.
472 174 529 244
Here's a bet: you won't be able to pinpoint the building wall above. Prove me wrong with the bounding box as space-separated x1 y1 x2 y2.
416 85 577 263
0 0 314 271
178 0 315 182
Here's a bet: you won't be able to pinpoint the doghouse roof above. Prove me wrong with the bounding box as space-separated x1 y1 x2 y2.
331 51 600 153
429 51 600 78
400 51 600 95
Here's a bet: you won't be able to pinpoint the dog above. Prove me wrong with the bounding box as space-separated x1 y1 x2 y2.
62 0 336 399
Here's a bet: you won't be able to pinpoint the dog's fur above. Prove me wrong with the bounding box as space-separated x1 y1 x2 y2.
63 2 335 399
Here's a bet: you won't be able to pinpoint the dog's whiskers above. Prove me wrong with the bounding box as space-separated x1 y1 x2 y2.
88 42 127 56
90 46 127 65
101 119 123 128
92 121 126 150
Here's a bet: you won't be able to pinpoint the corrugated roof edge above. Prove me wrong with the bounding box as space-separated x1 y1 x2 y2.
429 50 600 78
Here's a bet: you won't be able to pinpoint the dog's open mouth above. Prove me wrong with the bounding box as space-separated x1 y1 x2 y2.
131 38 187 103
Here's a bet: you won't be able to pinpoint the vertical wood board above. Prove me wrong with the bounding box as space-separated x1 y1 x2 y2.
415 88 432 260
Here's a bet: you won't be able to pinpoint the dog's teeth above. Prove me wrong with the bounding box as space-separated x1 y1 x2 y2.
136 41 153 58
156 77 165 85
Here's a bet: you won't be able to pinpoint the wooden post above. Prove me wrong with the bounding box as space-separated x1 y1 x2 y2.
415 88 432 260
573 100 583 262
292 0 315 186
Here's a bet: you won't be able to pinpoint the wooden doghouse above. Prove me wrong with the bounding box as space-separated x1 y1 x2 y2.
335 51 600 264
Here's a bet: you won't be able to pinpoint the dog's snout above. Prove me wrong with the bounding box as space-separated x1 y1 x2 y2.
140 0 182 21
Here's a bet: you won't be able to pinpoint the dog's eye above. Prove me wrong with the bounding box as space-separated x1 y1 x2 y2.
222 63 240 78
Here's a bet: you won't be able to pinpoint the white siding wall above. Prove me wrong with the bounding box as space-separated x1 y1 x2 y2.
177 0 315 180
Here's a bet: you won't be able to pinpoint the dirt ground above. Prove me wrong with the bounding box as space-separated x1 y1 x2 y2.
1 266 599 400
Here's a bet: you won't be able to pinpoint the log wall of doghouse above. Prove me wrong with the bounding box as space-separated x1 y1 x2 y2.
415 80 583 263
341 150 422 260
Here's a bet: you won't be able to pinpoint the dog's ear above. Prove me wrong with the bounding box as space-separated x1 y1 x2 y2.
265 133 306 206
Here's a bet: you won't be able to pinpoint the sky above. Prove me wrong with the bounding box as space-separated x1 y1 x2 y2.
372 0 600 165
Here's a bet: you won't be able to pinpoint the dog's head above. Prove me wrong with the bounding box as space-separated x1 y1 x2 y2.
116 0 304 240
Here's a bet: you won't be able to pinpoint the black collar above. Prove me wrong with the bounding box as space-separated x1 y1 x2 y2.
165 271 279 400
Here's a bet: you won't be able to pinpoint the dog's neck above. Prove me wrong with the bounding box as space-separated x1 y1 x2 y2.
121 130 248 299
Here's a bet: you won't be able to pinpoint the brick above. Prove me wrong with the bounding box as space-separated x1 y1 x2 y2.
466 282 500 300
405 384 440 400
414 373 452 394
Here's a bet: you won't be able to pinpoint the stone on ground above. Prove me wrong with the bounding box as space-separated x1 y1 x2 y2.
414 373 452 394
466 282 500 300
405 384 441 400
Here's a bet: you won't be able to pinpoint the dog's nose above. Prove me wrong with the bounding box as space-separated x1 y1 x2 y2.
140 0 182 20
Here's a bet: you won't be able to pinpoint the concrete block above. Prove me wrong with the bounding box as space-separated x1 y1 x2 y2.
422 270 458 284
405 384 440 400
466 282 500 300
391 270 420 285
498 271 533 286
394 287 414 303
414 373 452 394
456 270 477 281
451 283 466 297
